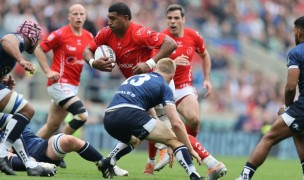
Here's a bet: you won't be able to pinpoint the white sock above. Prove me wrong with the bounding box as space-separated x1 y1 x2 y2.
0 119 17 157
13 138 38 168
202 155 220 169
175 147 196 175
0 142 10 157
147 158 156 164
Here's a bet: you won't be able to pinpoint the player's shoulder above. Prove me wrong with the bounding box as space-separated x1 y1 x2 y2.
184 27 196 33
50 25 69 38
131 22 155 36
82 29 94 38
162 29 170 35
98 26 111 35
185 28 202 37
96 26 112 39
289 43 304 56
1 33 24 43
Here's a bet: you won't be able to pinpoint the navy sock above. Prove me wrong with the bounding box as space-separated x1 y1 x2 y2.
241 162 257 179
77 142 103 162
301 160 304 174
9 155 26 171
174 145 196 175
7 113 29 143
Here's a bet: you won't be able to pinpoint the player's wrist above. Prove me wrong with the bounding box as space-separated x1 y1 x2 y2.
146 58 156 69
89 58 95 68
283 105 289 110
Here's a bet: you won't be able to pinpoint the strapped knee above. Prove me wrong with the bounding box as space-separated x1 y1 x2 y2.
68 118 87 130
3 92 27 114
52 133 67 158
67 101 88 130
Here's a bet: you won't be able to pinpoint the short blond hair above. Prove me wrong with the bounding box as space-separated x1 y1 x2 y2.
155 58 176 75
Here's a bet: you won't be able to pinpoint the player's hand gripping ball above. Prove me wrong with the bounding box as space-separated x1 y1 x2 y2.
94 45 116 67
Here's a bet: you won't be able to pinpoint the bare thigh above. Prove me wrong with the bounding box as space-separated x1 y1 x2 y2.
145 120 181 149
46 101 68 126
177 94 200 123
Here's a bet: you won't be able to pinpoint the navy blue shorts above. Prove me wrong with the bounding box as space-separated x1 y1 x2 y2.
104 107 156 144
29 140 61 166
284 99 304 133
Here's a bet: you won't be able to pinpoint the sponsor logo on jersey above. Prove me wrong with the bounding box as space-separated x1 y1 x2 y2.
177 41 183 47
66 45 76 51
293 123 301 131
123 50 130 57
186 47 193 55
66 57 85 65
154 33 159 41
115 90 136 97
117 42 122 49
136 27 145 35
119 63 133 68
47 33 55 41
77 39 81 45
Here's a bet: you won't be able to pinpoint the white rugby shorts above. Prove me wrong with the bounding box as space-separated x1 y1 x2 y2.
175 86 197 102
47 83 78 104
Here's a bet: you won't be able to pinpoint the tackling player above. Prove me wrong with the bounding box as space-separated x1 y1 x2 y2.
97 58 203 180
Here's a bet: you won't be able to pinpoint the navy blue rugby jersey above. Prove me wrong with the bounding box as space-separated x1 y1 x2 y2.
287 42 304 99
107 72 175 111
0 33 27 78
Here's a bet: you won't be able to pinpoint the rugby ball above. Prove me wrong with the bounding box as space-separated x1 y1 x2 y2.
94 45 116 67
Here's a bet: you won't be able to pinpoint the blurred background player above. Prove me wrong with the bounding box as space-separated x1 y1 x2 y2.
237 15 304 180
144 4 226 180
0 20 56 176
34 4 92 142
97 58 203 180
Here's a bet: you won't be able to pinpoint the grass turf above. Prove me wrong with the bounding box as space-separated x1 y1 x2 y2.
1 150 301 180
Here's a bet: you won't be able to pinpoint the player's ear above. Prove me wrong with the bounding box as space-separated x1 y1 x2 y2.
124 15 130 21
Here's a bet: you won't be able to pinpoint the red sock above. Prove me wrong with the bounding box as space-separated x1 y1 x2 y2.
188 134 210 160
185 124 199 137
148 141 158 160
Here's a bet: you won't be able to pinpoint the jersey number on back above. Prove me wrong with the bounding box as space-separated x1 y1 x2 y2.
122 74 151 86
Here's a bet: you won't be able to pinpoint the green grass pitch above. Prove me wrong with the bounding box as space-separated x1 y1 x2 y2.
2 150 301 179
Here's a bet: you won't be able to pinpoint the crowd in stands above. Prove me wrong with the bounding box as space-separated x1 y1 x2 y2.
0 0 296 133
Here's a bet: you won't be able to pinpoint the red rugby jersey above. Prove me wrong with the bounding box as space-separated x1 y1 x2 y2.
162 28 206 89
89 22 166 78
40 25 93 86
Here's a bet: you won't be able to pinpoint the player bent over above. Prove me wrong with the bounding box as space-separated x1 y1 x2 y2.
98 58 203 180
